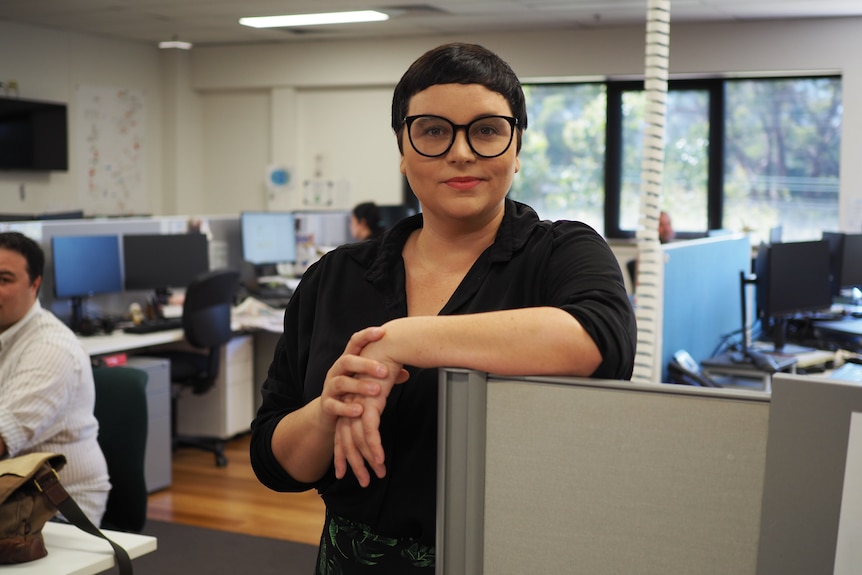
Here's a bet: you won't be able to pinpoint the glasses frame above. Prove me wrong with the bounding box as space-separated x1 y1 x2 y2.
403 115 519 159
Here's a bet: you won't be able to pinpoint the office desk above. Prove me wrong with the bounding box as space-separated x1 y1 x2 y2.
78 317 265 357
0 522 156 574
79 325 257 442
79 329 185 357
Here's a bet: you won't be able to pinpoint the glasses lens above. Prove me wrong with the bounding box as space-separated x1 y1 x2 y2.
407 116 515 158
468 117 514 158
408 116 454 157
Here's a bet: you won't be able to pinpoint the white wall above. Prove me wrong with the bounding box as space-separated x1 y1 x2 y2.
2 17 861 230
0 22 162 215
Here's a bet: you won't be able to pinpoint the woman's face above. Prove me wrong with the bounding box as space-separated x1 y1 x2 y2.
400 83 520 226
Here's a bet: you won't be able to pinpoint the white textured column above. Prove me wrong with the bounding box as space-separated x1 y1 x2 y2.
632 0 671 383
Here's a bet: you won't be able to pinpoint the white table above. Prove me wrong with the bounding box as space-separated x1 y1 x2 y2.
0 522 157 574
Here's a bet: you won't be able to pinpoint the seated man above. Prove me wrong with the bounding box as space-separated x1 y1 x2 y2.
0 232 110 525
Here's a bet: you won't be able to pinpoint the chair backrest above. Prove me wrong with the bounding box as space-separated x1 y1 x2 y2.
92 366 149 532
181 269 240 349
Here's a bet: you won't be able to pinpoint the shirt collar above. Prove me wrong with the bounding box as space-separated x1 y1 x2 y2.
363 197 540 284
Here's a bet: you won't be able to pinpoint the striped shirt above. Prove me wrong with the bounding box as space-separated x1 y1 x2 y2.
0 300 110 525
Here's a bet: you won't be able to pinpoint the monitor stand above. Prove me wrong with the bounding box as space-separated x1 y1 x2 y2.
70 296 85 333
735 273 798 373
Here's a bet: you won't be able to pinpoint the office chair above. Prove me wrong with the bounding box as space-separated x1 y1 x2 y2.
156 269 240 467
92 365 149 532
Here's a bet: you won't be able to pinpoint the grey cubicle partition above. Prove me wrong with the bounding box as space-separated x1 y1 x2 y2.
437 369 770 575
757 373 862 575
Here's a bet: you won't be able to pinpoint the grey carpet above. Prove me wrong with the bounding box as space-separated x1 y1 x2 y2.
132 519 318 574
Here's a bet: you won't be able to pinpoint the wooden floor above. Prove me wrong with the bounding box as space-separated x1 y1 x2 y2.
146 434 326 546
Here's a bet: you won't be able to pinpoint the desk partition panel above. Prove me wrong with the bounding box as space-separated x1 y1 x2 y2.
661 234 752 382
758 373 862 575
437 369 771 575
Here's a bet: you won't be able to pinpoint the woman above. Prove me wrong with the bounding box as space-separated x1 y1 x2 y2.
350 202 384 241
250 42 637 574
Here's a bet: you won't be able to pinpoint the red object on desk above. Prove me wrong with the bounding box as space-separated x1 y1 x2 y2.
101 353 128 367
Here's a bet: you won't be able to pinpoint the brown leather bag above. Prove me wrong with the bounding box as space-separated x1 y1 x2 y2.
0 452 64 563
0 452 132 573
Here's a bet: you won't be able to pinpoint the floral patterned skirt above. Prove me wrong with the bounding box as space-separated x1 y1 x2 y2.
315 509 436 574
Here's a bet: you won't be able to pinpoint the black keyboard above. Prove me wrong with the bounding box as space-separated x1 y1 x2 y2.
123 317 183 334
258 297 291 309
256 286 294 299
252 286 293 308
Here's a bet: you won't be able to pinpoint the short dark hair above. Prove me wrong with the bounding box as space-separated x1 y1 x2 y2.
391 43 527 154
352 202 382 232
0 232 44 284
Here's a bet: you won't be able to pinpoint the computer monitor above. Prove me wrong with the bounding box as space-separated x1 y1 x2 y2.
51 234 123 330
823 231 862 296
377 204 417 229
754 239 833 349
240 211 297 270
293 210 351 249
122 233 209 299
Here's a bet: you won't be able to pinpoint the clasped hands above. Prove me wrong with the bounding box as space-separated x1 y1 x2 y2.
323 326 409 487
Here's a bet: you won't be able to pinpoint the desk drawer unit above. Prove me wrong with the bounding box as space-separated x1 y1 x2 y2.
175 335 255 439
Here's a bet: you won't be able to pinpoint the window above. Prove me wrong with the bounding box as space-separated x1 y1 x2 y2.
509 83 606 232
511 76 841 242
723 77 841 243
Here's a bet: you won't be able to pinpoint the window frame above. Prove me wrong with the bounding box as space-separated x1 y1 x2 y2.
516 73 841 240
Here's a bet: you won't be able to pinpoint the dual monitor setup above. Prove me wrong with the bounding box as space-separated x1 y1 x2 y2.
51 233 209 333
751 230 862 351
49 206 415 333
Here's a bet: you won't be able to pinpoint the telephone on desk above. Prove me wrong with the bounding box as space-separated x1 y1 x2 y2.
668 349 721 388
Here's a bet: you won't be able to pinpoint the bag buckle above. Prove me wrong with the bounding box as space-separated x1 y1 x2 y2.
32 467 60 493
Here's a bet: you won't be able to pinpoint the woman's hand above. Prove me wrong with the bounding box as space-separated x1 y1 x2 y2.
319 327 389 432
333 336 409 486
270 327 393 484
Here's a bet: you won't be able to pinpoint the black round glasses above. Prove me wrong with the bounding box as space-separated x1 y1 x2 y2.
404 115 518 158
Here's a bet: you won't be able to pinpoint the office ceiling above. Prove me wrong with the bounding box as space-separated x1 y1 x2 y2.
1 0 861 48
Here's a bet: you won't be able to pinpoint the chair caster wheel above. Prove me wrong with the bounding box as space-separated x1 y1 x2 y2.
216 455 228 467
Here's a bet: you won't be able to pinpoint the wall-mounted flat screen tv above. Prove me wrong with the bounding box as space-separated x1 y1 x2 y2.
0 96 68 171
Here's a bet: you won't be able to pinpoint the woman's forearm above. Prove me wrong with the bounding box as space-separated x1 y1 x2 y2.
369 307 602 376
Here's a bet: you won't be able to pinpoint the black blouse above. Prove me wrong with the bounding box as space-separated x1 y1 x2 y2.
250 199 636 546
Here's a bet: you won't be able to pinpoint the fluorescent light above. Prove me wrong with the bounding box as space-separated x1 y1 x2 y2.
158 40 193 50
239 10 389 29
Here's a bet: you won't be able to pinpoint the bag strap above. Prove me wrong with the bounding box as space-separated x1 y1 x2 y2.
34 465 133 575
